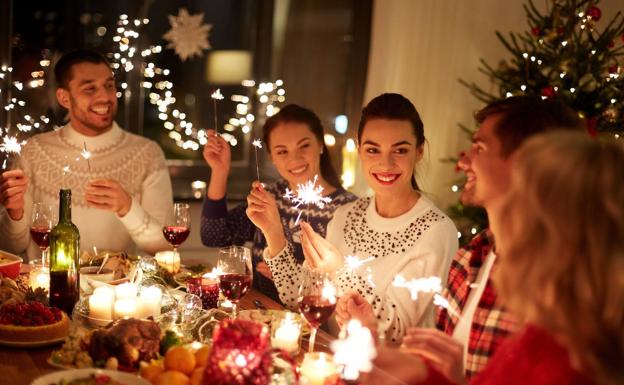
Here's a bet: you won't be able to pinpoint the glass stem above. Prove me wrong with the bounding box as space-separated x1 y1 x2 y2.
41 247 47 267
232 301 238 318
308 327 317 352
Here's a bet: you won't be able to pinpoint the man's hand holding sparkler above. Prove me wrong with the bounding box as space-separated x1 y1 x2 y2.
203 130 231 200
246 181 286 260
300 221 344 275
401 327 465 384
336 291 377 333
0 169 28 220
85 178 132 217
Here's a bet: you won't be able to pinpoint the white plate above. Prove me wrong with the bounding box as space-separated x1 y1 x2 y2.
31 368 150 385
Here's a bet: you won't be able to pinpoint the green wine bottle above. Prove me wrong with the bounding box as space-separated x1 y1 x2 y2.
49 189 80 315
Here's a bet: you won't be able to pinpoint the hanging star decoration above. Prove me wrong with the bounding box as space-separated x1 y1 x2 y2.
163 8 212 61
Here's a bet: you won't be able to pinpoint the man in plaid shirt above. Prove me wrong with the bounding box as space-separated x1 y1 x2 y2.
400 95 583 382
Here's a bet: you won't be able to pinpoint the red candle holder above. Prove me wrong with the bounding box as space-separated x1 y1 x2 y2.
187 277 219 310
203 319 273 385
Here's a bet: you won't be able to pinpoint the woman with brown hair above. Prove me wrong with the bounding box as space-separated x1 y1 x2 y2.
366 131 624 385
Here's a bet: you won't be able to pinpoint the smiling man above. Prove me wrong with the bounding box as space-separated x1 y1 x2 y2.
0 49 172 258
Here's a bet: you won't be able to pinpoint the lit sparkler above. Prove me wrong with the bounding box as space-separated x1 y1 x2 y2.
252 139 262 182
344 255 375 271
211 89 224 133
0 136 23 154
392 275 442 300
283 174 332 224
331 319 377 381
321 279 337 304
81 141 92 172
433 293 460 318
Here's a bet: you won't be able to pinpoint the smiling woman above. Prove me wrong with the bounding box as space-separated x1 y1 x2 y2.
264 94 458 342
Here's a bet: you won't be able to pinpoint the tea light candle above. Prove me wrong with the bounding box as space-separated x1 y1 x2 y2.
89 292 113 320
115 283 137 300
114 298 137 319
154 251 181 273
29 265 50 292
300 352 338 385
138 286 162 318
271 313 301 353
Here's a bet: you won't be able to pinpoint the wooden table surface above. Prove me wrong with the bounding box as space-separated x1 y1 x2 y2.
0 289 332 385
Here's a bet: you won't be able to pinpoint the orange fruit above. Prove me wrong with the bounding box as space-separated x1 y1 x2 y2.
165 346 196 375
154 371 190 385
139 363 164 384
190 367 205 385
194 346 211 368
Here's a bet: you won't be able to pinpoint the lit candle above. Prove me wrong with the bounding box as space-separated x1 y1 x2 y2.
94 286 115 299
29 265 50 291
114 298 137 319
115 283 137 300
271 313 301 353
138 286 162 318
300 352 338 385
89 292 113 320
154 251 181 273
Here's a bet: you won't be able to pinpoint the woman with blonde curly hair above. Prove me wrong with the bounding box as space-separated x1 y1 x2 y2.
366 131 624 385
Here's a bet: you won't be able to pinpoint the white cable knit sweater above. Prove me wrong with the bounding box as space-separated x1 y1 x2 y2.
0 122 173 259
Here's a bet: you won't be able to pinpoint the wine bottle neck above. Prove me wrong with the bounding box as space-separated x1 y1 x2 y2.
58 189 72 222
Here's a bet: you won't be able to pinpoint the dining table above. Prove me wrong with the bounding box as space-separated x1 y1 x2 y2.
0 288 335 385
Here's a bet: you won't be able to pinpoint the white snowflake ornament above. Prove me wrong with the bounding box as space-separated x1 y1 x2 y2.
163 8 212 61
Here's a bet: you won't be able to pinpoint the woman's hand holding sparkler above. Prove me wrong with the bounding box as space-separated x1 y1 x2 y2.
0 169 28 220
203 130 231 200
246 181 286 257
300 221 344 275
401 327 465 384
336 292 377 333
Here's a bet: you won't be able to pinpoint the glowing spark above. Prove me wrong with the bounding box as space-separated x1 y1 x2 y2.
202 266 224 280
321 279 337 304
283 175 332 224
433 293 460 318
81 141 92 172
344 255 374 271
0 136 24 154
211 89 224 100
365 267 375 288
252 139 262 148
392 275 442 300
331 319 377 380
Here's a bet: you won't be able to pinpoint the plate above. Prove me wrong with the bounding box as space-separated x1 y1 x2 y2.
31 368 150 385
0 335 66 348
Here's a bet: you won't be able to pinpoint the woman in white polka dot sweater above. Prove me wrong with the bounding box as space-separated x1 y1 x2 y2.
259 94 458 343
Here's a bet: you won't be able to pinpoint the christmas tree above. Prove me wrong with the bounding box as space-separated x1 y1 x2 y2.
451 0 624 244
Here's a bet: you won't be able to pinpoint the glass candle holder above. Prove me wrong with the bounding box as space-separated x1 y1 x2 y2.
300 352 338 385
28 262 50 292
187 277 219 310
204 318 272 385
271 312 302 354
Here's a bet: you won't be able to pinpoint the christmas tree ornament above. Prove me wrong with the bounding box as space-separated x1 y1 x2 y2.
531 26 542 36
541 86 557 99
586 6 602 21
163 8 212 61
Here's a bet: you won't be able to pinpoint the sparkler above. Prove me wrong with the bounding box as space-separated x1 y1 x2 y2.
344 255 375 271
392 275 442 300
0 136 25 170
211 89 224 133
433 293 460 318
81 141 92 172
331 319 377 381
321 279 337 304
252 139 262 182
283 174 332 224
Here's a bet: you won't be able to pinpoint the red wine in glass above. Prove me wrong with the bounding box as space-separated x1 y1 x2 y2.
218 273 252 301
298 295 337 328
30 226 51 249
162 226 190 247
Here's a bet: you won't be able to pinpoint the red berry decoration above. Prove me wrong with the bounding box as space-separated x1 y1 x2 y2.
531 26 541 36
586 6 601 21
541 86 556 99
0 302 62 326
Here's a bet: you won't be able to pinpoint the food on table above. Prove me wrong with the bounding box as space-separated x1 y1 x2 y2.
48 373 129 385
89 318 161 369
0 276 26 307
81 251 133 280
153 370 189 385
0 301 69 344
159 330 182 355
50 330 94 368
193 346 210 368
164 346 196 375
0 251 22 279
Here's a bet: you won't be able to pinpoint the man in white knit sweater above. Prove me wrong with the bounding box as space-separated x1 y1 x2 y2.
0 49 172 259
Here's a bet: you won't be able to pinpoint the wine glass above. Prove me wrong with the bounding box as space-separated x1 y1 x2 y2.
162 203 191 269
298 270 337 352
30 202 57 266
217 246 253 318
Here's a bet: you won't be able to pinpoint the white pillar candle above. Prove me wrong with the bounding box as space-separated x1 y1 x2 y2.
154 251 181 274
94 286 115 300
271 313 301 353
138 286 162 318
89 292 113 320
114 298 137 319
115 283 137 300
300 352 337 385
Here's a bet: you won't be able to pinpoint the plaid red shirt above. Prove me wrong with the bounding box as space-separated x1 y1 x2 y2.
435 229 518 379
